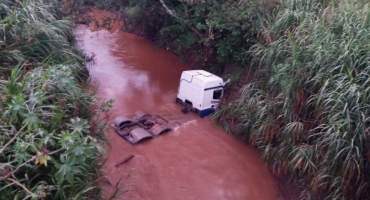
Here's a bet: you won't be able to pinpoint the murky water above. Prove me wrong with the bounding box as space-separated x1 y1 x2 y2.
75 8 281 200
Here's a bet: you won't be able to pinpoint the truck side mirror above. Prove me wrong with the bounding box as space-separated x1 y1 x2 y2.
223 79 231 86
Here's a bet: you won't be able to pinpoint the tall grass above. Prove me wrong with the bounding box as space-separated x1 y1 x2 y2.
0 0 113 199
214 0 370 199
0 0 83 72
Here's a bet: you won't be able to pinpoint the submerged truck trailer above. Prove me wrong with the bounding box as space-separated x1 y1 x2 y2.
111 70 228 145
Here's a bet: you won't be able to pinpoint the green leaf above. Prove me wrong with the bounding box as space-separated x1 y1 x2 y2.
66 172 74 184
55 163 71 185
68 117 90 134
6 94 27 117
23 112 41 130
27 91 45 106
55 153 83 185
59 131 80 146
70 145 86 157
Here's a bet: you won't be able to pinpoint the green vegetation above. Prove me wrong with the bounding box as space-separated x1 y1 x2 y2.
96 0 370 199
67 0 370 199
0 0 84 71
83 0 261 71
0 0 111 199
215 0 370 199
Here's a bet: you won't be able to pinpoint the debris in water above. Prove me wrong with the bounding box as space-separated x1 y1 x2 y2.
115 155 134 167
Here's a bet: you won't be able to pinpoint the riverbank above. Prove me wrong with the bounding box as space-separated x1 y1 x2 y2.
0 1 109 199
105 1 370 199
75 7 286 200
82 6 302 200
77 0 370 199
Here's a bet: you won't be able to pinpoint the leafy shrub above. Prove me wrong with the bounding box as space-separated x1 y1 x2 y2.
0 65 110 199
158 24 197 54
0 0 111 199
95 0 260 69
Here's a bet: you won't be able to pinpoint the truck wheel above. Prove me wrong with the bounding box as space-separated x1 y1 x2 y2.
113 116 133 128
134 110 152 121
181 106 188 114
175 98 182 104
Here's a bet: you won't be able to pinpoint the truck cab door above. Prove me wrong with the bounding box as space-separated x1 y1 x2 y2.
213 89 223 100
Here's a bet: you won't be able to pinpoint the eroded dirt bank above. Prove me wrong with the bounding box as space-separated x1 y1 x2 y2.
75 8 282 200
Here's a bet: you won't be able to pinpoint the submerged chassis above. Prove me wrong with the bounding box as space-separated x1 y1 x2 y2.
111 111 172 144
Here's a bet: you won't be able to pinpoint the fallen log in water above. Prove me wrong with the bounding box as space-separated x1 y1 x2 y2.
115 155 134 167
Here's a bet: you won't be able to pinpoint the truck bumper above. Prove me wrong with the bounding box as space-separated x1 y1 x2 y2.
199 108 215 118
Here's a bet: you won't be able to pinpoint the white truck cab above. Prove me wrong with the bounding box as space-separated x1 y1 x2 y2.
176 70 228 117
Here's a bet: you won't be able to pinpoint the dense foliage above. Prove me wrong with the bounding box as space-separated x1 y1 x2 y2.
0 0 111 199
0 0 84 71
214 0 370 199
84 0 261 71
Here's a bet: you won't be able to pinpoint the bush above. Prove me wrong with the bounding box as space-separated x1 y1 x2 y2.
0 0 111 199
96 0 260 69
0 65 110 199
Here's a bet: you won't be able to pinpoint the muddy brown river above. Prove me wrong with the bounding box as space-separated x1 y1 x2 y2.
75 8 281 200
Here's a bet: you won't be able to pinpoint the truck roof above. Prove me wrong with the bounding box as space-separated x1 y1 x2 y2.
181 70 223 88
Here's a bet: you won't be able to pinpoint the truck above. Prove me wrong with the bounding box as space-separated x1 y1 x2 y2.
176 70 229 117
111 70 228 145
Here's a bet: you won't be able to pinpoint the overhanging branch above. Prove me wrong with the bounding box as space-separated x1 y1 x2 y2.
158 0 204 39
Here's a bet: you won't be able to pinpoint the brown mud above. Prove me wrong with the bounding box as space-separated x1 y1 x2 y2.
75 8 285 200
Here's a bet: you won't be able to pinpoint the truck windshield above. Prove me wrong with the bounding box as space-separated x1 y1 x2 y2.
213 89 223 99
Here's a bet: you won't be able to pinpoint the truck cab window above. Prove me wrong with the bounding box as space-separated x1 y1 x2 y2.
213 89 223 99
